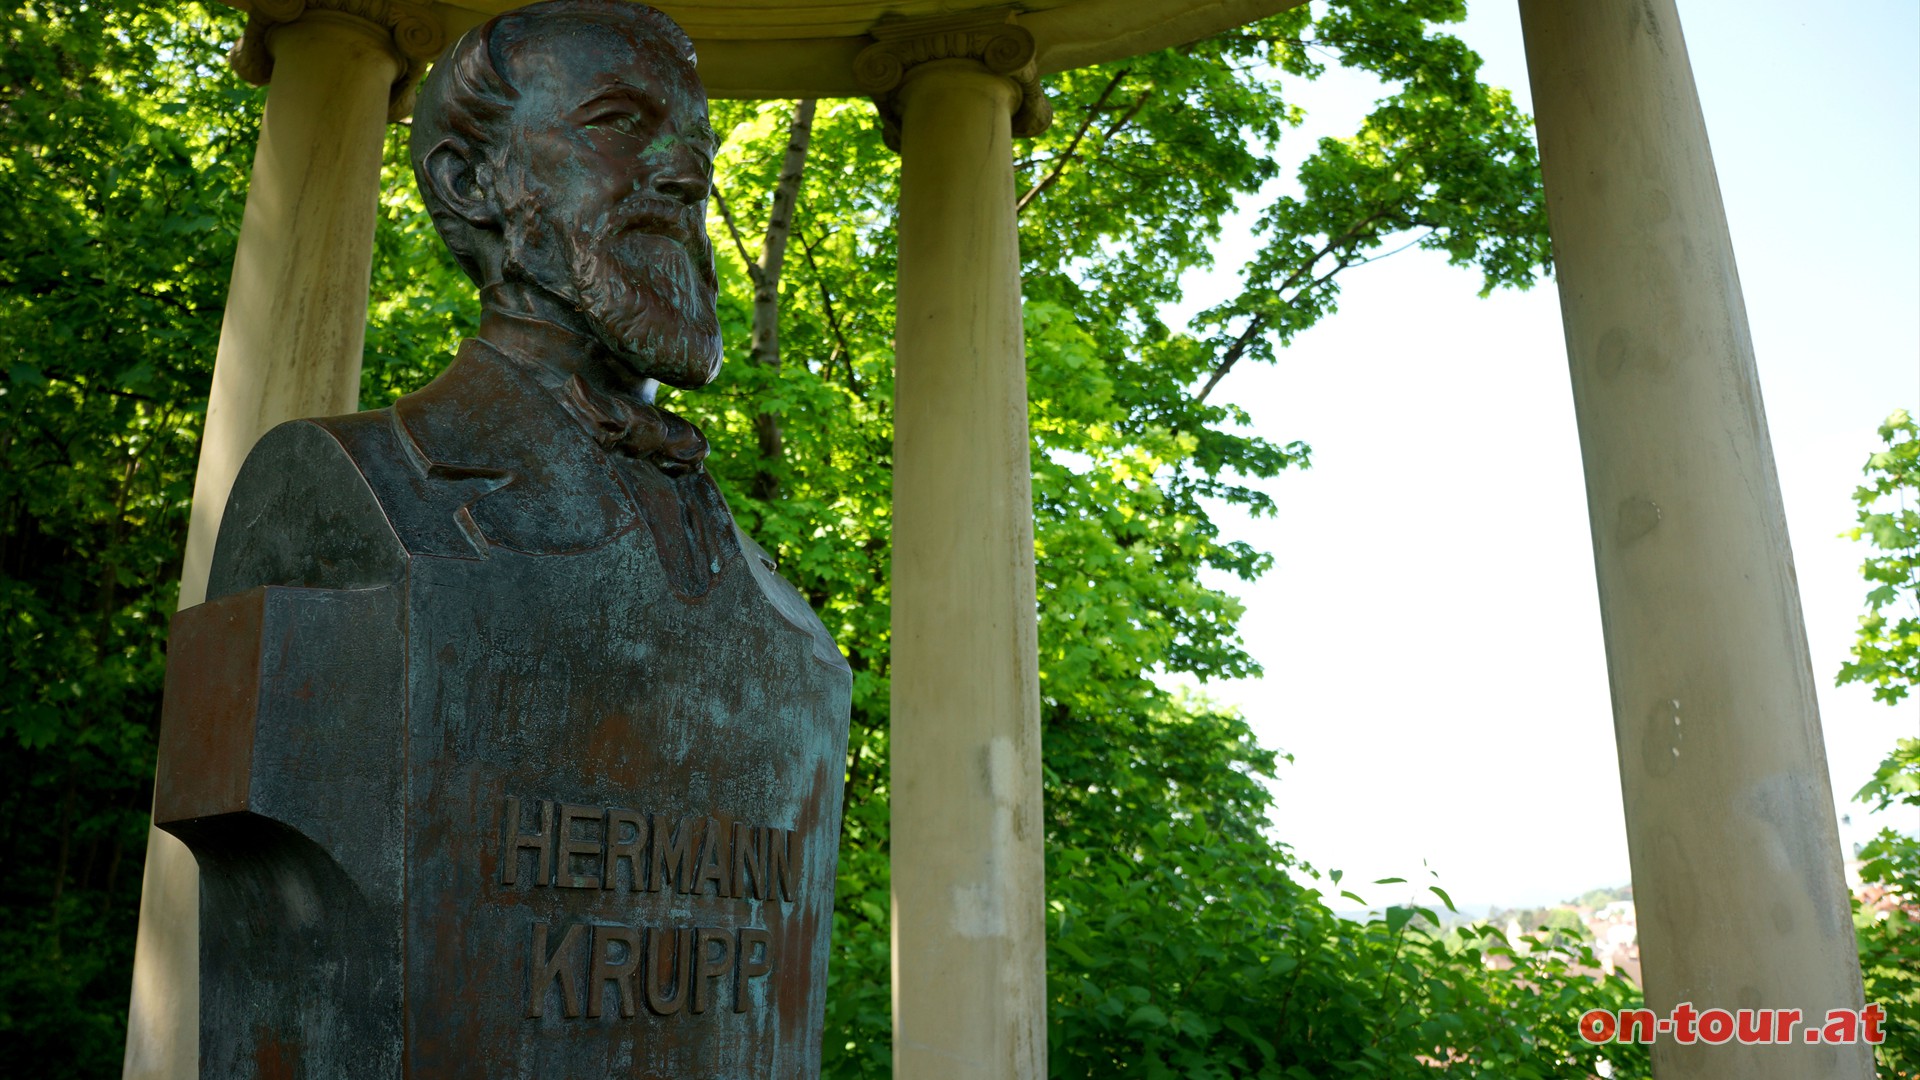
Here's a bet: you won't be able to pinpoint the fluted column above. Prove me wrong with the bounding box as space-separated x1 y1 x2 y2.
1519 2 1870 1077
857 14 1050 1080
123 4 440 1077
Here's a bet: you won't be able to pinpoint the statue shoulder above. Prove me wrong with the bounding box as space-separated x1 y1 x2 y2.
204 399 503 595
205 411 464 601
733 526 851 675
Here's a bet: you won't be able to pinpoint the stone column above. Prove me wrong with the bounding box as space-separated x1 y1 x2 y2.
855 16 1051 1080
1519 2 1870 1077
123 4 439 1077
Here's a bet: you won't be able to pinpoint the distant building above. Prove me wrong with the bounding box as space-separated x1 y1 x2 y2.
1584 900 1640 986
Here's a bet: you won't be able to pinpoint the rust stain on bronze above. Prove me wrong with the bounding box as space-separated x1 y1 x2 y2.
154 589 264 824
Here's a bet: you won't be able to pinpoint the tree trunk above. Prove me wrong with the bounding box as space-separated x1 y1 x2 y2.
749 98 816 501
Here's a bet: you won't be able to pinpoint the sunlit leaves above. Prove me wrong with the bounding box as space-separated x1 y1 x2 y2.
1836 408 1920 1073
1837 408 1920 705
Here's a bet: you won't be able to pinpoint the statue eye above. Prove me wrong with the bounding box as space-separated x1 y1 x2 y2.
589 111 646 138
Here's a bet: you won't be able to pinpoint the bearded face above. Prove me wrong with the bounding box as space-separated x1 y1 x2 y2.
493 174 721 390
457 18 724 391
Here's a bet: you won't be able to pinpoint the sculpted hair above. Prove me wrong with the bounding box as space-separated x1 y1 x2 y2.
409 0 696 282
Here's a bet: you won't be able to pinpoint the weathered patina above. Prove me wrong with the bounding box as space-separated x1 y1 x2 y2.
153 3 852 1075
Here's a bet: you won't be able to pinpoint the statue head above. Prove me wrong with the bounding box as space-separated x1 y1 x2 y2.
410 0 722 390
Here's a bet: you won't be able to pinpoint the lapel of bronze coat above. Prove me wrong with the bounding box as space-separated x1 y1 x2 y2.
390 340 740 599
393 341 637 557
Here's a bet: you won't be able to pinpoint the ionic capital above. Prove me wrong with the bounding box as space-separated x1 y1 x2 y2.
229 0 447 121
853 11 1053 152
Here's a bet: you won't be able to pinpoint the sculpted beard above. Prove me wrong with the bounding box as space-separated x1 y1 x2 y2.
573 217 722 386
503 203 723 388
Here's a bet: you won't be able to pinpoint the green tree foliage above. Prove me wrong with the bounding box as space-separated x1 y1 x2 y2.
1837 409 1920 1075
1840 409 1920 704
3 1 1648 1076
0 4 253 1070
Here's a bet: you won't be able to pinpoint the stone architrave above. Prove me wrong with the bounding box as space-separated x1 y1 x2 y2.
151 3 851 1076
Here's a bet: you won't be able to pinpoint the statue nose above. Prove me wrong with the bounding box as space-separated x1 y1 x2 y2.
652 143 711 206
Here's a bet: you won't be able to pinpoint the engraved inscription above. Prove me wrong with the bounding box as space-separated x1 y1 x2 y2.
528 922 588 1019
526 922 777 1020
502 796 799 899
502 796 794 1023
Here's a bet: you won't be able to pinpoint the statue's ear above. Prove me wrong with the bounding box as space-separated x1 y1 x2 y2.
422 137 497 229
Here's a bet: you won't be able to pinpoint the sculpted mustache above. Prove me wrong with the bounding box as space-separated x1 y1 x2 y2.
611 200 707 252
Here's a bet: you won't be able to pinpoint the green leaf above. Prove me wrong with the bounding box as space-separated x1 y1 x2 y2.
1129 1004 1170 1029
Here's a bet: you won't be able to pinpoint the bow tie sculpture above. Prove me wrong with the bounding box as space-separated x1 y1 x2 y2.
560 373 711 477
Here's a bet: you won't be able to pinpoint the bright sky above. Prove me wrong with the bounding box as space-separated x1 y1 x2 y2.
1172 0 1920 912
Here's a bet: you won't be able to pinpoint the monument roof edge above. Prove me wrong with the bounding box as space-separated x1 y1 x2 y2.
208 0 1308 98
1026 0 1308 77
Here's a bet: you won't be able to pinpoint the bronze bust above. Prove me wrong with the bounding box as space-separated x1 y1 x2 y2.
154 3 851 1076
217 1 739 590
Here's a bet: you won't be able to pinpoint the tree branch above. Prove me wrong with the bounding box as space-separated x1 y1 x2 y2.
750 98 815 371
799 232 860 397
709 184 765 290
1193 314 1269 405
41 370 161 405
1192 209 1391 403
748 99 817 501
1016 69 1129 216
1100 90 1153 142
